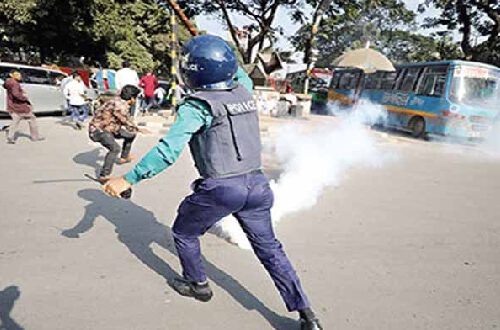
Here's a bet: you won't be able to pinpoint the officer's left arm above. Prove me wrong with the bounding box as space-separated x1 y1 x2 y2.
123 100 211 185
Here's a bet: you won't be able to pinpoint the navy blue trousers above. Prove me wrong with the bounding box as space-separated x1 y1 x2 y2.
172 172 311 312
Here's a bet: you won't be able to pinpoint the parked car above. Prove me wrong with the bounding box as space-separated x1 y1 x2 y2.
0 62 68 113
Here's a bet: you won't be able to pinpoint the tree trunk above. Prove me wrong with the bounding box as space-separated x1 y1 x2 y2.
215 0 249 63
456 0 474 60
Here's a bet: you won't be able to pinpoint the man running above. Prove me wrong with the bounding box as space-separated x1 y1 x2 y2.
89 85 150 183
103 35 322 330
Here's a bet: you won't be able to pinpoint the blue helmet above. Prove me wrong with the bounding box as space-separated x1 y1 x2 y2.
180 35 238 90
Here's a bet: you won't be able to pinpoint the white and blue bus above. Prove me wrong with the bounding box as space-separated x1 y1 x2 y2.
328 60 500 139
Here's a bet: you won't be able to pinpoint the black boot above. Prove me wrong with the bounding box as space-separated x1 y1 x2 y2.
300 318 323 330
299 308 323 330
172 278 213 302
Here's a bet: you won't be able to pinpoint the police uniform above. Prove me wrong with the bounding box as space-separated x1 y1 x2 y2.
124 68 311 312
123 35 321 330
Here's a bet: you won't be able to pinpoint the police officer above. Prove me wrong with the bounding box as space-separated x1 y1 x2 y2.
104 35 322 330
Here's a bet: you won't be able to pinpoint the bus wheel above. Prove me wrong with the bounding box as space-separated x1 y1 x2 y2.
409 116 425 138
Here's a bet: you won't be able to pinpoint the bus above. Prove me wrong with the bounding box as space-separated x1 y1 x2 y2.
328 60 500 139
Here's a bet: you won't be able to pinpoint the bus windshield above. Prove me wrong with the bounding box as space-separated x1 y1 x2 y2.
449 66 500 111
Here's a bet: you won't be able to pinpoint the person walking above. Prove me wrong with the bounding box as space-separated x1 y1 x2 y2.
115 60 140 117
103 35 322 330
88 85 150 182
115 60 140 91
154 85 166 109
3 70 44 144
138 71 158 114
63 72 89 130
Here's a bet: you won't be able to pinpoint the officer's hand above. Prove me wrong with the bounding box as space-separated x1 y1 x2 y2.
103 176 131 198
138 128 151 134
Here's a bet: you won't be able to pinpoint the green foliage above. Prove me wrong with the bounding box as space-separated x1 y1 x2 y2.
421 0 500 67
91 0 172 73
0 0 192 75
180 0 303 64
293 0 463 66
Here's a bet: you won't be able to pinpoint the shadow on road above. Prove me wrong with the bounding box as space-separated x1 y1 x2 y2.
73 148 103 177
0 286 24 330
61 188 296 329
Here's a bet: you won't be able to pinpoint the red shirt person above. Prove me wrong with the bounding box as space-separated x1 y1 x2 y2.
138 72 159 113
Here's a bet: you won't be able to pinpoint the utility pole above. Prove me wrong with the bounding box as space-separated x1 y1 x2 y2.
303 0 332 94
169 9 179 108
156 0 198 109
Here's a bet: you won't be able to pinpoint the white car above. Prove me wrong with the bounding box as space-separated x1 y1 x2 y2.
0 62 68 113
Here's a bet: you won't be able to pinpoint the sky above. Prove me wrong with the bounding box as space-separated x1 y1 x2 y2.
194 0 444 51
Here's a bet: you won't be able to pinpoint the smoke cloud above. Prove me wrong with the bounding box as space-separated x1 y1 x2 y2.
210 100 391 249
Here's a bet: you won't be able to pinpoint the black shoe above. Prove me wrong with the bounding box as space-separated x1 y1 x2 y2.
300 318 323 330
7 138 15 144
171 278 213 302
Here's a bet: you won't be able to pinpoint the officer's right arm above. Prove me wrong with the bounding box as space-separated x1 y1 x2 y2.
124 100 211 185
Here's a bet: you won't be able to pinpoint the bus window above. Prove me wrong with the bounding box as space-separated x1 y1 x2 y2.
417 67 447 97
399 67 422 92
330 73 341 89
20 68 51 85
380 72 397 90
364 72 383 89
339 72 354 89
449 66 500 110
428 66 448 74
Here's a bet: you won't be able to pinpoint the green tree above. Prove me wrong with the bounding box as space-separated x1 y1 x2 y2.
0 0 192 74
292 0 461 66
0 0 36 60
180 0 304 64
91 0 174 73
420 0 500 66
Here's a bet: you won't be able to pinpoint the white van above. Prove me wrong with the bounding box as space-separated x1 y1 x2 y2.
0 62 68 113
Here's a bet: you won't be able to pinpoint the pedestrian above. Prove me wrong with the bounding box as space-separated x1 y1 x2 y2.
138 71 158 114
103 35 322 330
154 85 166 109
88 85 150 183
115 60 140 91
63 72 89 130
115 60 141 117
3 70 44 144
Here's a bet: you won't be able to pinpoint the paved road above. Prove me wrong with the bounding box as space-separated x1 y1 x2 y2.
1 116 499 330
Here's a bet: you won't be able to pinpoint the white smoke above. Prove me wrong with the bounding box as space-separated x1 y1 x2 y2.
480 121 500 157
210 100 390 249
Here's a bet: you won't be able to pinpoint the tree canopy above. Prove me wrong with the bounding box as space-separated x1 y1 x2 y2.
292 0 464 67
420 0 500 66
0 0 499 72
0 0 192 74
179 0 305 64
